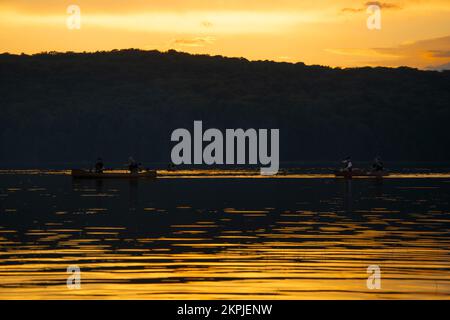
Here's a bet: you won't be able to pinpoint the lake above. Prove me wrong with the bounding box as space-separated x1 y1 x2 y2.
0 168 449 299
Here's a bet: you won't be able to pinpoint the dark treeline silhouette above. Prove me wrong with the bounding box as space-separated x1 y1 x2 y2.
0 49 449 166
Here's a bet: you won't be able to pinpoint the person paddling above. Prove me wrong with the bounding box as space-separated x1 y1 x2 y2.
372 157 384 172
94 157 104 173
128 156 140 174
342 156 353 172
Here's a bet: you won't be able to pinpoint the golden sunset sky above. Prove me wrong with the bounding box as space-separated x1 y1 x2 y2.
1 0 449 69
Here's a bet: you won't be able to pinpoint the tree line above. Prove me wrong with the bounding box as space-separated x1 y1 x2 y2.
0 49 449 166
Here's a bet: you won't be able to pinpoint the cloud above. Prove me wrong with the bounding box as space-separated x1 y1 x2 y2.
342 1 402 13
342 7 364 13
427 62 450 71
325 48 400 59
428 50 450 58
172 36 216 47
366 2 402 10
0 9 332 35
201 20 213 28
327 35 450 69
0 0 365 14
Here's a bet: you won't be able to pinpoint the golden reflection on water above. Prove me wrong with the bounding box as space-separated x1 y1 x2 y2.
1 220 450 299
0 170 450 299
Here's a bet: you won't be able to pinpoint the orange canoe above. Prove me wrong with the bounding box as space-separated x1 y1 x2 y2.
71 169 157 179
334 169 389 178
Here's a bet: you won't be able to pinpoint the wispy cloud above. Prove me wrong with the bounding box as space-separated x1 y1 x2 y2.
367 2 402 10
173 36 216 47
342 1 402 13
342 8 364 13
201 20 213 28
325 48 400 59
327 36 450 69
427 50 450 58
0 10 332 35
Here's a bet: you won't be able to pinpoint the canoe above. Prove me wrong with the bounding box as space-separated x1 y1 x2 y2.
71 169 157 179
334 169 389 178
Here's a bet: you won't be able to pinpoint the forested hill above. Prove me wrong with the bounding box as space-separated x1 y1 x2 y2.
0 49 449 166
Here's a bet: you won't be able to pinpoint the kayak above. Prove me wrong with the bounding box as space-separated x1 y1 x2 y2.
71 169 157 179
334 169 389 178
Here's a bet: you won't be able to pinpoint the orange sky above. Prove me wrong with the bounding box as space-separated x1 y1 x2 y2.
0 0 449 69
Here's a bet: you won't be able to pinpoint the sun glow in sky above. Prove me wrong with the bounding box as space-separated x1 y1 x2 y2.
0 0 449 69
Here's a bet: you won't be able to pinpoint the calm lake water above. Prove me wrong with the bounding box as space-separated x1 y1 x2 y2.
0 168 449 299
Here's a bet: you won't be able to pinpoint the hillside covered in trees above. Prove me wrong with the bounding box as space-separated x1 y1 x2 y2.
0 49 449 166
